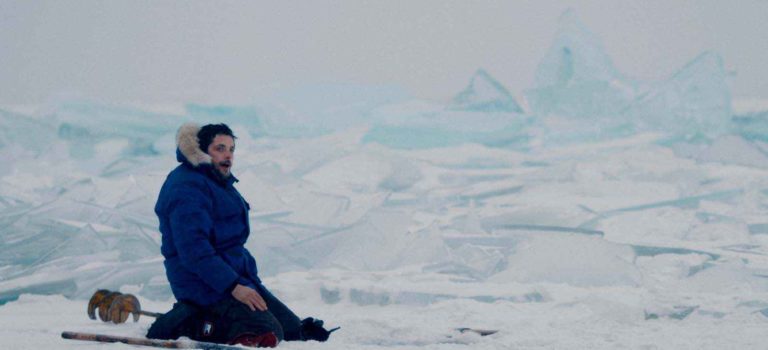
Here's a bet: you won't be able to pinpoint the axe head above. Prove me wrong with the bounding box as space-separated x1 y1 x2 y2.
86 289 111 320
108 294 142 324
97 292 123 322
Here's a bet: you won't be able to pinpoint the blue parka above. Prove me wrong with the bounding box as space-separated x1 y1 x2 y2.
155 123 260 306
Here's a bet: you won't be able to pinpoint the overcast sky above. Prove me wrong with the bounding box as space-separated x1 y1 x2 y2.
1 0 767 105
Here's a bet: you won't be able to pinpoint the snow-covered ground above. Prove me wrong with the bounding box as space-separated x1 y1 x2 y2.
3 10 768 349
3 128 768 349
2 268 768 349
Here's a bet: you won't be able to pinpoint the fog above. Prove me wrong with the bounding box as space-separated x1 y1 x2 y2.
1 0 767 105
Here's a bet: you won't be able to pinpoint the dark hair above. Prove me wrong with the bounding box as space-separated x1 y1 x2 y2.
197 123 237 153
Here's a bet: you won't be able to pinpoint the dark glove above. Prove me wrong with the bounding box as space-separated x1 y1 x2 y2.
300 317 339 342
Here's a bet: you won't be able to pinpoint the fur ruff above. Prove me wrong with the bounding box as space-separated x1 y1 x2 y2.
176 122 211 167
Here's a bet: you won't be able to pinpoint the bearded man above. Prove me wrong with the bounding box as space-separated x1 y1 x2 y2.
148 123 334 347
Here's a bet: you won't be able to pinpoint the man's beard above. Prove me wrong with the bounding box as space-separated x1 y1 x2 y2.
215 161 232 178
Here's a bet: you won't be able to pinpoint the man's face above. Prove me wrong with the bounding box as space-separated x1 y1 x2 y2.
206 134 235 178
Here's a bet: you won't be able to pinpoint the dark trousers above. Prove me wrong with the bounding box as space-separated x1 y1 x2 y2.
147 285 302 343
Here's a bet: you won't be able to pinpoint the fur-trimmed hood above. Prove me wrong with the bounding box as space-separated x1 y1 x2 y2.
176 122 211 167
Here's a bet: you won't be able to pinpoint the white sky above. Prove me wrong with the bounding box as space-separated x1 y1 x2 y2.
1 0 767 105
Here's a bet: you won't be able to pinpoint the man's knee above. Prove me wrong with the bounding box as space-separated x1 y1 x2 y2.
224 300 285 341
256 287 301 340
146 302 200 340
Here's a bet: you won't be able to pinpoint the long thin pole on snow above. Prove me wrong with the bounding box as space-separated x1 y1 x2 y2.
61 331 244 350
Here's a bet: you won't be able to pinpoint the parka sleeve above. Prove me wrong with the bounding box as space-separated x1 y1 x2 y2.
167 180 240 294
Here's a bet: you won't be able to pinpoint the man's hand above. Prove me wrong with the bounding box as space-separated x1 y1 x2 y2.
231 284 267 312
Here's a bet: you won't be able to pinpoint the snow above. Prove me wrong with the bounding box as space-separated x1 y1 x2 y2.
3 8 768 350
6 124 768 349
2 274 768 349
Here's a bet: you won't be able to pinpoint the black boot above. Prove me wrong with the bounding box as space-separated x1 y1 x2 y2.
300 317 339 342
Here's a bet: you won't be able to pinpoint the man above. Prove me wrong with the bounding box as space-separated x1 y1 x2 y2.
148 123 334 347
